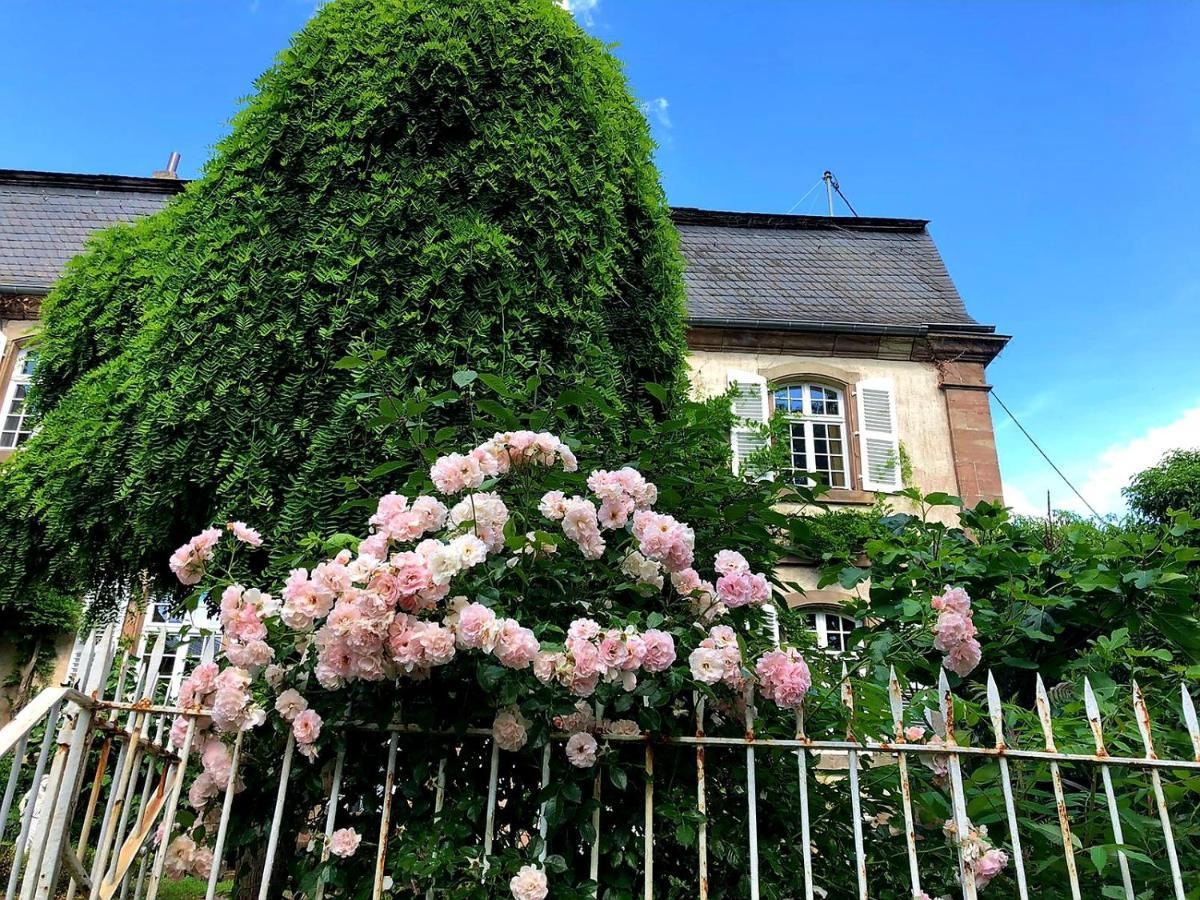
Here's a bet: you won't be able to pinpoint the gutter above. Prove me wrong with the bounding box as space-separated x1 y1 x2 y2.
686 316 1002 337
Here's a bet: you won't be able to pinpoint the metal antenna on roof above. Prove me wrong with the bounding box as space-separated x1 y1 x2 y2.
822 171 860 218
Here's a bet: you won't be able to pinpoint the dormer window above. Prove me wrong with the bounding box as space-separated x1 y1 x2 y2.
773 382 849 488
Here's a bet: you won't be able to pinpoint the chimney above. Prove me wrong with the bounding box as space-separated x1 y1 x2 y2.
152 151 181 179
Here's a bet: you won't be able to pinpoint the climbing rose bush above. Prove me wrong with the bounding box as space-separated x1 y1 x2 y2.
162 429 808 896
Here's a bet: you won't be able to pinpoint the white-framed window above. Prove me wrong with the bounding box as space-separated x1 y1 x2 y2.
773 382 849 488
1 347 36 449
803 608 857 652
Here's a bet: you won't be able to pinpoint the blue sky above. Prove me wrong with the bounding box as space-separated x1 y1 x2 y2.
3 0 1198 517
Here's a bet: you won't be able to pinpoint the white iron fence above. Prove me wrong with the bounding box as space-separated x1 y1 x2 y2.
2 623 1199 899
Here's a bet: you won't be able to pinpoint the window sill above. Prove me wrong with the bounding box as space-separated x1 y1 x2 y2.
820 488 877 506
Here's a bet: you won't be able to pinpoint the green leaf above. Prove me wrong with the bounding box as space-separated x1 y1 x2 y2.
607 766 628 791
451 370 478 387
1090 845 1108 874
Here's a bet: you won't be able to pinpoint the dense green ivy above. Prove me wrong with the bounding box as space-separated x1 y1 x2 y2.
0 0 688 646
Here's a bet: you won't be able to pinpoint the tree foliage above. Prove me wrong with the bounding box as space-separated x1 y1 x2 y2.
0 0 689 648
1124 448 1200 524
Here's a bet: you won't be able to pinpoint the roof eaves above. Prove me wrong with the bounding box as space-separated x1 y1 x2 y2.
670 206 928 233
0 169 188 195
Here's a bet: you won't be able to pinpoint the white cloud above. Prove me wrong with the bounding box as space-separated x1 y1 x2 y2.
1007 402 1200 518
558 0 599 25
1002 481 1045 517
640 97 672 129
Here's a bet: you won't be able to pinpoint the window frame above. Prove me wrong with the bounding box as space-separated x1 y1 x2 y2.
0 344 36 450
802 607 859 653
771 380 853 490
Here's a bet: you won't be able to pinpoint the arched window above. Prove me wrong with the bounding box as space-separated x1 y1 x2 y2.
0 346 36 449
803 608 857 652
773 382 849 488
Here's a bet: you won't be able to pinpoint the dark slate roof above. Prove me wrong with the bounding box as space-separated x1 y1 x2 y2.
0 170 182 293
672 207 992 334
0 169 990 335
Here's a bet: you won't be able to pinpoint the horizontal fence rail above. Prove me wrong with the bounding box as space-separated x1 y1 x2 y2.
2 625 1198 899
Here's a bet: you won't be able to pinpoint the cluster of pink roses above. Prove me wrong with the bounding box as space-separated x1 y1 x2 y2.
170 660 265 746
169 520 264 586
931 586 982 677
539 491 605 559
275 689 323 760
360 492 447 558
712 550 771 608
754 648 812 709
164 835 214 880
586 467 658 529
430 430 578 495
631 510 694 573
450 600 540 668
168 527 222 585
688 625 745 688
187 738 237 810
670 551 771 623
533 618 676 698
221 584 276 670
943 819 1009 890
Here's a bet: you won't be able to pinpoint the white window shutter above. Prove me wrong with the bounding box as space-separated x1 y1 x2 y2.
855 377 901 491
728 369 769 476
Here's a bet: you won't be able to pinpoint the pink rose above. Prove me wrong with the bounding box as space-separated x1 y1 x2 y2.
493 707 530 752
328 828 361 859
714 549 749 575
565 732 599 768
227 521 262 547
509 865 548 900
292 709 322 746
641 630 676 673
457 603 499 651
274 689 308 722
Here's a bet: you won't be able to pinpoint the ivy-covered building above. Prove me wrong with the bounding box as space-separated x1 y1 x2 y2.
0 165 1008 650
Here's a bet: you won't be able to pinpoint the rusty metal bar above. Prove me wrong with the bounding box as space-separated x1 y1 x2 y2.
842 666 868 900
315 746 346 900
204 728 244 900
1181 684 1200 763
1133 682 1185 900
794 707 814 900
695 698 709 900
258 732 296 899
589 701 603 890
481 737 500 877
537 745 550 863
940 670 977 900
143 715 197 900
1082 678 1134 899
1034 675 1080 900
984 672 1028 899
372 732 399 900
643 743 654 899
887 668 920 899
744 687 760 900
5 698 64 900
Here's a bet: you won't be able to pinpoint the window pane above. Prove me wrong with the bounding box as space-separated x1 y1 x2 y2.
17 351 36 377
774 386 803 414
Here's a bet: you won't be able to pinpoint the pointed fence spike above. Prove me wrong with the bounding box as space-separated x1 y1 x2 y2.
887 668 921 898
1132 682 1185 899
1181 684 1200 763
1082 677 1106 751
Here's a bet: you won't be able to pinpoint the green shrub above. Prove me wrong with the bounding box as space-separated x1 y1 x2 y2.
0 0 689 646
1124 448 1200 524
